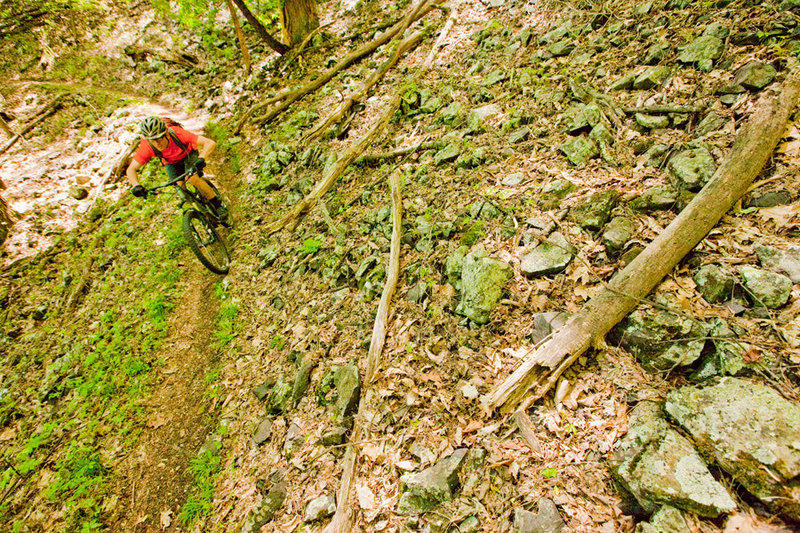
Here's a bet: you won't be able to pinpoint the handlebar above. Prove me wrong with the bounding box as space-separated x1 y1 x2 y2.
147 165 203 196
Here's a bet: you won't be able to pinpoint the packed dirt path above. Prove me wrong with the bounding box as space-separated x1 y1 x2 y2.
109 270 219 532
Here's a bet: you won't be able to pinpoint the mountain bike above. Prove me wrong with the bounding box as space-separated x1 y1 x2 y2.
148 166 233 274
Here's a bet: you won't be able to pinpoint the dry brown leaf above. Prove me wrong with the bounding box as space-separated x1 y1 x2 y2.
146 412 167 429
757 203 800 229
160 509 172 530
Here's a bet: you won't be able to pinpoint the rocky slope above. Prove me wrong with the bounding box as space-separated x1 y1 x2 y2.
1 0 800 532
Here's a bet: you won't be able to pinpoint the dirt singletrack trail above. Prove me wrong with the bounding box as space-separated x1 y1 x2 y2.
110 269 220 532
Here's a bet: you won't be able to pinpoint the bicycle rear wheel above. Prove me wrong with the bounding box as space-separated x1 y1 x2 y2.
182 209 230 274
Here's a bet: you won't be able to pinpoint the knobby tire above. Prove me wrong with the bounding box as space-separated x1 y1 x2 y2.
182 209 230 275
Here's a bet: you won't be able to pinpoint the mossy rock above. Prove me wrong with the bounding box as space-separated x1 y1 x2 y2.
568 190 619 231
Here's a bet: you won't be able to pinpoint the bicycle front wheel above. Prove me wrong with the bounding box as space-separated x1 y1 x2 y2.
182 209 230 274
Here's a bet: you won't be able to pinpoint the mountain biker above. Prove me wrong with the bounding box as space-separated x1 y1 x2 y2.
126 116 225 214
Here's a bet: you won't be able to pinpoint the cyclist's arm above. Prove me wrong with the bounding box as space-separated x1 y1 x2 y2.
126 159 143 187
196 136 216 159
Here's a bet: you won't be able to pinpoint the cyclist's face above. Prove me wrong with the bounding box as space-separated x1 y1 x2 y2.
152 135 169 151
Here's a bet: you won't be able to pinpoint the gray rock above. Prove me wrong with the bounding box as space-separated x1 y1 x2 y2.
560 135 599 166
695 113 727 136
284 422 304 457
334 364 361 419
703 23 730 38
539 179 577 210
292 360 315 406
513 498 566 532
397 448 468 515
529 312 570 344
241 480 287 533
732 61 777 90
565 104 591 134
745 190 792 208
635 505 690 533
257 246 281 269
509 126 531 144
252 379 275 401
440 102 464 126
693 264 734 303
720 94 740 105
455 148 486 169
630 186 678 211
635 113 670 129
484 70 507 86
667 147 716 191
467 104 501 132
69 186 89 200
755 244 800 283
610 401 737 517
666 378 800 520
642 43 665 65
321 425 348 445
502 172 525 186
266 378 293 415
633 66 671 90
739 266 792 309
469 199 502 220
677 36 724 68
445 246 468 289
641 144 670 168
406 282 427 303
540 25 570 45
457 516 481 533
253 419 273 445
456 247 513 324
548 39 576 57
602 217 636 251
610 309 708 371
568 189 619 231
694 319 765 379
610 72 637 91
520 232 575 278
304 494 336 522
433 143 461 166
590 122 614 145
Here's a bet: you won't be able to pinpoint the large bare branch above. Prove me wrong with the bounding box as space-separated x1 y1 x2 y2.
235 0 432 132
229 0 289 55
486 66 800 413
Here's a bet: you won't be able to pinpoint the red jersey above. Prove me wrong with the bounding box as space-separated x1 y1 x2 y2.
133 126 199 166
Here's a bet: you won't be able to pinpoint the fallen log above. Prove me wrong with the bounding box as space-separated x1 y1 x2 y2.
303 29 426 143
237 0 433 131
328 171 402 533
486 66 800 414
264 89 403 235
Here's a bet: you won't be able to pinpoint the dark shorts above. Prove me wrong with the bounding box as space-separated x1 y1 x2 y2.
165 150 199 180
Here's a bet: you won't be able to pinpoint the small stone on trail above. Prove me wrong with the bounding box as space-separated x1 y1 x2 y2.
695 112 727 136
568 189 619 231
602 216 635 251
455 247 512 325
69 186 89 200
745 189 792 209
635 113 669 129
461 383 479 399
241 479 287 532
630 185 677 211
633 66 671 90
559 135 599 166
636 505 690 533
677 35 724 69
609 72 637 91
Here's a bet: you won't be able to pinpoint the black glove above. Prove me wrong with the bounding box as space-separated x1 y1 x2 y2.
193 158 206 172
131 185 147 198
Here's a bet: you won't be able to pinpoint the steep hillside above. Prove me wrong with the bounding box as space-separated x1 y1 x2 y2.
2 0 800 532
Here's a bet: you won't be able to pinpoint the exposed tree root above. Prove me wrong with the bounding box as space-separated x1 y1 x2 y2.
353 140 445 167
235 0 433 133
486 66 800 414
226 0 251 75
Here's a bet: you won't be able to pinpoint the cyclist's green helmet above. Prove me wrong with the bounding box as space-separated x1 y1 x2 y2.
139 116 167 140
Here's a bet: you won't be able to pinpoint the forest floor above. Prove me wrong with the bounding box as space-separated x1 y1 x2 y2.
1 0 800 532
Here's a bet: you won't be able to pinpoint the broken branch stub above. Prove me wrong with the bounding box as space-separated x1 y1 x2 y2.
486 66 800 413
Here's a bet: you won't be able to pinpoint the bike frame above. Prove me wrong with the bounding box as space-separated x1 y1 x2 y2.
148 169 214 216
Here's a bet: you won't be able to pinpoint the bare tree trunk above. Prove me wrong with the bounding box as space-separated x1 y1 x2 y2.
280 0 319 48
230 0 289 55
226 0 252 74
0 179 11 245
486 67 800 414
